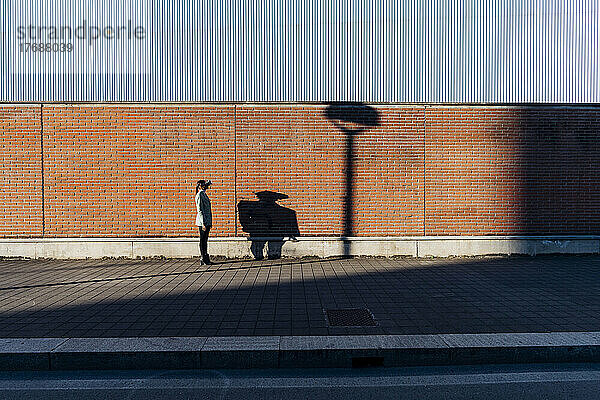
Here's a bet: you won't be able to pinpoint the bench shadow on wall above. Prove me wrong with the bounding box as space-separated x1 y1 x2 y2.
237 191 300 260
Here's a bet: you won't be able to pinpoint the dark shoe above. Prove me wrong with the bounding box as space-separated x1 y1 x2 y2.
203 256 212 265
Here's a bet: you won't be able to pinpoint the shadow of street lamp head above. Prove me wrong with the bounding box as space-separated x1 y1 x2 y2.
325 102 380 134
255 190 289 204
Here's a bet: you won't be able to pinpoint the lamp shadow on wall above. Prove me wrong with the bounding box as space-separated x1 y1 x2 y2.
324 103 381 258
237 191 300 260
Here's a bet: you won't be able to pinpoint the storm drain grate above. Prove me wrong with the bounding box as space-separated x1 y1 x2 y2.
325 308 377 327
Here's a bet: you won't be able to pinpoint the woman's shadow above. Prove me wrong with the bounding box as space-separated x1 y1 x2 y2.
237 191 300 260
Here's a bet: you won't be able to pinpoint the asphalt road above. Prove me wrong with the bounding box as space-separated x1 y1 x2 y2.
0 363 599 399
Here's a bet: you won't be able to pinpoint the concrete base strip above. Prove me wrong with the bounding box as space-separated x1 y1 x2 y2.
0 332 599 371
2 236 600 259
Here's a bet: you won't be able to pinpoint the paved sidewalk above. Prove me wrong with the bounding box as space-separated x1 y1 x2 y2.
0 255 598 338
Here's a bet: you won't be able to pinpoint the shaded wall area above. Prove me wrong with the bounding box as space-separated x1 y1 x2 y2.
1 104 600 238
424 106 600 235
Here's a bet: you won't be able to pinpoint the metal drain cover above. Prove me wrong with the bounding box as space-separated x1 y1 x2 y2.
325 308 377 327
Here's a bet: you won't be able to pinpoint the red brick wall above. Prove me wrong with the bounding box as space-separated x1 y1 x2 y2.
236 105 346 236
0 105 43 237
42 105 235 237
518 108 600 234
1 104 599 238
424 106 600 235
352 107 424 235
425 107 526 234
236 105 424 237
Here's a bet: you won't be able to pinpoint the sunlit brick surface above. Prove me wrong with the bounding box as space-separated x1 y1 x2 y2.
425 106 600 234
42 105 236 237
425 107 527 234
0 106 42 237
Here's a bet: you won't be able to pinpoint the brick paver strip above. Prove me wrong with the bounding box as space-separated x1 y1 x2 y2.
0 255 598 338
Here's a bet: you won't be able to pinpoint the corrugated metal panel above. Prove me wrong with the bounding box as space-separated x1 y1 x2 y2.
1 0 598 102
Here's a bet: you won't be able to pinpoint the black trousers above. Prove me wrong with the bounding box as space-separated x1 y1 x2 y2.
198 226 211 259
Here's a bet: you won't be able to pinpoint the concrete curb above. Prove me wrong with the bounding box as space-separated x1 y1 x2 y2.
2 236 600 259
1 332 599 371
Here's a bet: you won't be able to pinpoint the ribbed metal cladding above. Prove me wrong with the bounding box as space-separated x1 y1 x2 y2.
1 0 598 102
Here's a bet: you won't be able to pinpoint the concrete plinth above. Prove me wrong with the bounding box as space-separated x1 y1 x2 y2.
0 236 599 259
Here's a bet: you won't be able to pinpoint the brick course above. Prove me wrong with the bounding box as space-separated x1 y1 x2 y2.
1 104 599 238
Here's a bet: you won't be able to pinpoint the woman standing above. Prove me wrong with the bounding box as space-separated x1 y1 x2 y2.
195 179 213 265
